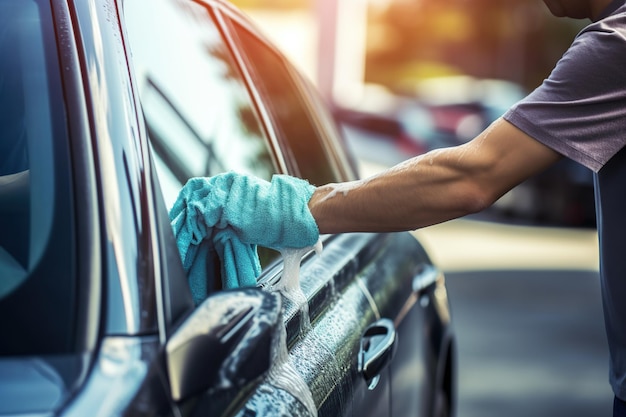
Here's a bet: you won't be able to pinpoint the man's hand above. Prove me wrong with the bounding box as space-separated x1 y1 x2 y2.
170 172 319 251
169 171 320 296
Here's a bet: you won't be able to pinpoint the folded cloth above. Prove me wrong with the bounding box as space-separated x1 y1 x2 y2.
169 172 319 303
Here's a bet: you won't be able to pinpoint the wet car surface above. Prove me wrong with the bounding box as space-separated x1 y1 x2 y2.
0 0 456 416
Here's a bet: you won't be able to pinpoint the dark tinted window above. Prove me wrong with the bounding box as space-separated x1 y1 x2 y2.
0 0 74 355
123 0 274 209
228 19 341 186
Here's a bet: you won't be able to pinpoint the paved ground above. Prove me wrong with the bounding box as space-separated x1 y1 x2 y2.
446 269 611 417
414 219 613 417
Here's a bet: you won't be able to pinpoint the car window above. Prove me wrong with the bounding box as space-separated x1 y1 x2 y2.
123 0 283 277
0 0 75 355
225 17 343 186
123 0 275 209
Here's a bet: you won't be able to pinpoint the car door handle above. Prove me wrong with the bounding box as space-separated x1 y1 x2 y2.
358 318 397 385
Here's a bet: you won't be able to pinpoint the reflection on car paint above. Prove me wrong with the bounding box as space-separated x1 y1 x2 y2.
62 337 157 417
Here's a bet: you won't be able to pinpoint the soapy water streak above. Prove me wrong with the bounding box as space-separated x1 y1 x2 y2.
266 323 318 417
273 239 323 330
262 240 324 417
275 239 323 293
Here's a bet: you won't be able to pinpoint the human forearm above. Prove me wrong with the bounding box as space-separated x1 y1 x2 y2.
308 118 562 235
308 149 487 234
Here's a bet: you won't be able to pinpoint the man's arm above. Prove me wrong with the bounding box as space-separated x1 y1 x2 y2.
309 118 563 234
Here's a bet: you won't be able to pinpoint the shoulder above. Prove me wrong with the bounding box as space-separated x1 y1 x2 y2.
559 17 626 84
575 4 626 55
502 5 626 172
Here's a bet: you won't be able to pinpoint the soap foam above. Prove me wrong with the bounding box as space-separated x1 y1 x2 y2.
262 240 323 417
266 323 318 416
273 239 323 330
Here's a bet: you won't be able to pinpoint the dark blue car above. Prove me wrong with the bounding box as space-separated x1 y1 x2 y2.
0 0 456 415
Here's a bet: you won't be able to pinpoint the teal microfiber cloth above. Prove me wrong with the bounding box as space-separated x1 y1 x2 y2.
169 172 319 304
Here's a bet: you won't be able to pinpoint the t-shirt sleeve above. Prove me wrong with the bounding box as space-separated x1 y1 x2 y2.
504 16 626 173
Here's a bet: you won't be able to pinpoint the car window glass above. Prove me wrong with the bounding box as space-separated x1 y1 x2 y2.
226 19 341 186
0 0 74 355
124 0 282 278
123 0 275 209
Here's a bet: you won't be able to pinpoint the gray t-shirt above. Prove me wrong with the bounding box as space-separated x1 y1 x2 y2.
504 0 626 400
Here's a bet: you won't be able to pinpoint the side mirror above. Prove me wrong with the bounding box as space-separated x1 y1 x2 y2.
165 288 281 401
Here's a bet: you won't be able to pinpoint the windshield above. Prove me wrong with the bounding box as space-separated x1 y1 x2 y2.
0 0 75 356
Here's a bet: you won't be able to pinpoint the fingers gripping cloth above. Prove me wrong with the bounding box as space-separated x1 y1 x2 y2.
169 172 319 303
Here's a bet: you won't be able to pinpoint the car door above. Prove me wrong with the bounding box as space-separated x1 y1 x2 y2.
215 4 452 417
121 1 450 416
216 7 454 417
121 1 332 415
122 0 392 414
210 8 394 416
